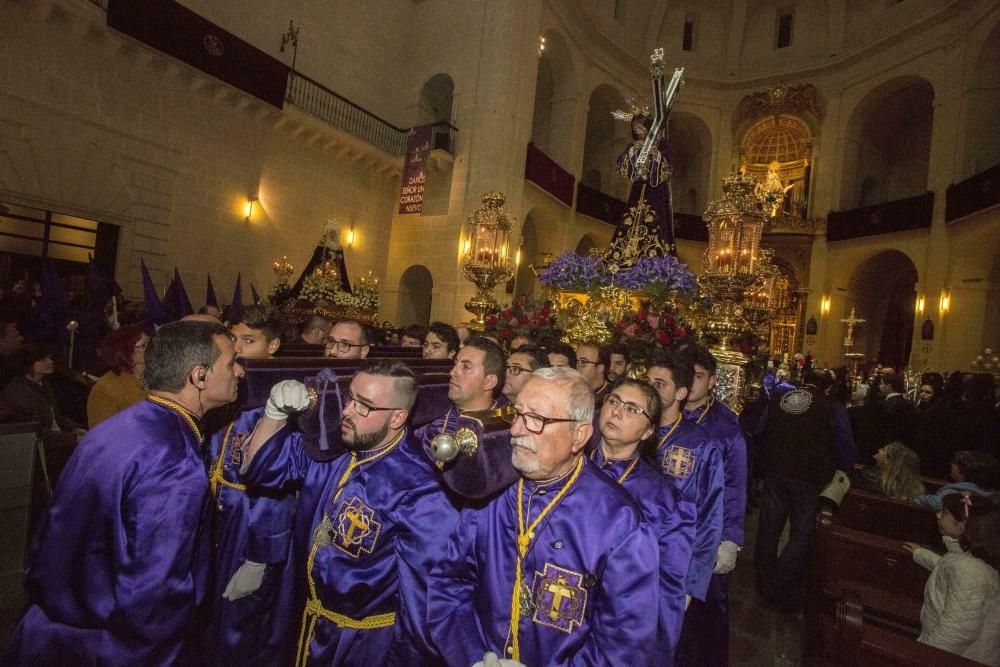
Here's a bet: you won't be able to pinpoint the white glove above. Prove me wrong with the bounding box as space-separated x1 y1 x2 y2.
222 560 266 601
685 594 692 610
471 653 525 667
265 380 312 421
713 540 740 575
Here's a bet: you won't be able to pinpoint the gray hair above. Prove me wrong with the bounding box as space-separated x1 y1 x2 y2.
145 321 230 392
530 366 594 423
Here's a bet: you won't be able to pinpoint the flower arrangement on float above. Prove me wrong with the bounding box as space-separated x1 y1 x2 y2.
536 251 706 358
485 296 563 348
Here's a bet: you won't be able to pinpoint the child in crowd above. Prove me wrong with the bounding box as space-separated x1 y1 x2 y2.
914 450 1000 511
904 493 1000 664
851 441 925 500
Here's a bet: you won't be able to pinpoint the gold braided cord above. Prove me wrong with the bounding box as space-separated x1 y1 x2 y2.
147 395 202 442
694 395 716 425
508 457 584 660
209 422 247 496
295 429 407 667
657 414 683 449
589 448 641 485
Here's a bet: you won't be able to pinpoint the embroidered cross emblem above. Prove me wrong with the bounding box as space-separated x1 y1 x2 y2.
333 496 380 558
663 445 696 478
229 432 248 466
531 563 587 633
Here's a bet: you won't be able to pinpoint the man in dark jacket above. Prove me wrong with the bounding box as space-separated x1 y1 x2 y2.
754 370 855 610
877 372 917 449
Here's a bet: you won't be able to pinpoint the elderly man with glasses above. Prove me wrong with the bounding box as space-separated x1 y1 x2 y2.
427 367 661 667
324 319 370 359
235 361 460 665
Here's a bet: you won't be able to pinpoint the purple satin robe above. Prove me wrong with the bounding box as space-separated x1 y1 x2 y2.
589 447 694 663
427 459 661 667
654 418 725 600
204 406 298 666
242 426 459 666
3 399 212 667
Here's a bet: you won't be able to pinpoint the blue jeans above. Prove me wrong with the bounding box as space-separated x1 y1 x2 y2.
754 471 823 608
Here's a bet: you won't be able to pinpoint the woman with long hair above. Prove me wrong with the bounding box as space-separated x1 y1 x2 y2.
86 325 149 427
851 441 925 499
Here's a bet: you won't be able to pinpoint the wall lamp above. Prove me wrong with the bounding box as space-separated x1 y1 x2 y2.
820 295 831 316
915 294 925 316
346 226 356 247
939 289 951 316
245 196 258 224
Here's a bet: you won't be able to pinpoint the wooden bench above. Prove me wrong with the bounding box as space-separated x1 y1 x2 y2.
835 488 941 546
274 344 423 358
829 598 984 666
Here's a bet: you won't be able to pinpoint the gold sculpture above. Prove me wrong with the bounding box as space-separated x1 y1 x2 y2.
463 192 515 329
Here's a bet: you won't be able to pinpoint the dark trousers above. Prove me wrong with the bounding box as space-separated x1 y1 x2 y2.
675 573 729 666
754 471 822 608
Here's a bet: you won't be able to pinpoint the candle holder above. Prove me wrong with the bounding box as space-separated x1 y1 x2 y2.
463 192 515 328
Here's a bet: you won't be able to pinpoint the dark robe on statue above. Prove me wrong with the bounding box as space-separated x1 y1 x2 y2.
605 138 676 269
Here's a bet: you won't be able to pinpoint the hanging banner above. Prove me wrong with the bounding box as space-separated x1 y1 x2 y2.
398 125 433 215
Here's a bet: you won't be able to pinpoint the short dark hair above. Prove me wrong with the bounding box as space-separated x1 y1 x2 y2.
881 372 905 394
509 344 548 371
613 378 662 427
402 324 428 341
684 344 717 376
804 369 833 391
98 325 150 374
546 341 577 367
144 321 230 392
577 341 610 368
608 341 631 364
9 343 51 376
359 360 418 411
648 349 694 391
427 322 459 353
942 493 1000 572
231 305 282 341
953 451 1000 490
333 319 370 346
464 336 505 391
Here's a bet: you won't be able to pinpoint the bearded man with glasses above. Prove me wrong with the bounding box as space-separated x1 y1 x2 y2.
235 362 460 665
324 319 370 359
427 367 661 667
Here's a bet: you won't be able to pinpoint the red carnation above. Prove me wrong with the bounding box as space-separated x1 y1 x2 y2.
665 315 676 327
501 328 511 339
502 309 512 318
487 316 498 326
674 327 685 338
657 331 671 346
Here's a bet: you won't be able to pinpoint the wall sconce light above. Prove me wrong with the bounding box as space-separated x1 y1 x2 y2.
515 247 522 267
538 35 546 56
245 196 258 224
939 289 951 316
463 238 471 256
820 295 831 316
915 295 925 316
346 226 356 247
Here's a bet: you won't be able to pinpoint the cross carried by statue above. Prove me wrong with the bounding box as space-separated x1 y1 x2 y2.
606 50 684 269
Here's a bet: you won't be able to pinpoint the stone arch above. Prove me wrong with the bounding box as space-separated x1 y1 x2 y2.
582 84 628 196
530 29 577 168
962 22 1000 177
841 76 934 209
846 250 919 367
575 232 600 256
415 73 454 127
668 112 713 216
738 114 813 219
396 264 433 327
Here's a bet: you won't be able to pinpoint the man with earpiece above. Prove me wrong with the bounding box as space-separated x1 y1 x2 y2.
4 320 244 667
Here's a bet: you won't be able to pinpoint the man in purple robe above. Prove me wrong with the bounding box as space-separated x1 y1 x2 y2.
239 361 460 665
3 321 243 666
427 367 661 666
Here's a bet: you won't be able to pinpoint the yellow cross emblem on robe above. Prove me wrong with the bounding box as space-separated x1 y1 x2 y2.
663 445 696 479
333 496 381 558
531 563 587 633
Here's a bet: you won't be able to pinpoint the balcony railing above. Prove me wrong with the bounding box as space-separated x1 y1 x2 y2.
286 72 408 156
524 143 575 207
575 183 625 225
826 193 934 242
946 162 1000 223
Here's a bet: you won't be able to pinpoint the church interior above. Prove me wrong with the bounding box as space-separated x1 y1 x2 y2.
2 0 1000 664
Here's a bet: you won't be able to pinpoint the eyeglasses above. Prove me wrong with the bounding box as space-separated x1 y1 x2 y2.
343 391 401 418
604 393 652 422
576 358 599 368
502 407 578 434
325 338 366 353
506 365 532 377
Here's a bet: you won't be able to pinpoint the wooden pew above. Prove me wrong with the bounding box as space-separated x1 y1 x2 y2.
835 488 941 546
830 598 984 666
274 345 423 358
